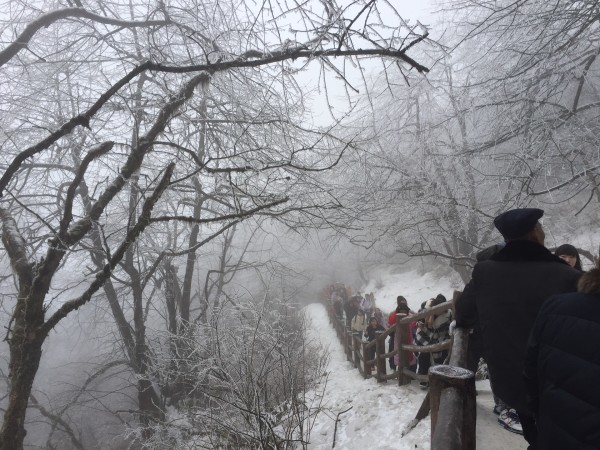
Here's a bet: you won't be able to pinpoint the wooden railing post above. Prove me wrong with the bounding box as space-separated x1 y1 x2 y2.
375 331 386 382
361 340 369 379
429 365 476 450
345 327 353 362
397 320 411 386
353 333 361 369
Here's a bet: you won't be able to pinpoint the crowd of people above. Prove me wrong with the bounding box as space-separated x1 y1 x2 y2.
324 207 600 450
323 284 452 382
455 207 600 450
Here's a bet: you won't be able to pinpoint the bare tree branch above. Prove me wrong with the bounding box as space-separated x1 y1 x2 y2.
0 7 170 69
41 163 176 336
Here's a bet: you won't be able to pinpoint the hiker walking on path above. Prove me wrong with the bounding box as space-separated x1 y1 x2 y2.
364 316 385 373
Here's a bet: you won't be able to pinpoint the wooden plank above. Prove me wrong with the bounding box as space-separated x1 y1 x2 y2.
431 387 463 450
429 365 476 450
397 301 453 324
402 339 452 353
361 340 369 379
345 329 353 362
403 368 428 382
381 349 398 359
449 328 469 368
397 322 410 385
378 372 399 381
376 331 387 382
353 334 361 368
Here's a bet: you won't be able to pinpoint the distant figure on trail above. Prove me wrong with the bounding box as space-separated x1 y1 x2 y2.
388 296 410 371
343 291 357 327
372 307 384 329
455 207 581 449
360 292 375 320
524 268 600 450
351 305 366 338
365 316 385 342
364 316 385 373
554 243 583 271
331 290 344 319
414 294 452 389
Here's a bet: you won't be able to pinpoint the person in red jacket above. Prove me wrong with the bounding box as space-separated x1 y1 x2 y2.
388 296 413 370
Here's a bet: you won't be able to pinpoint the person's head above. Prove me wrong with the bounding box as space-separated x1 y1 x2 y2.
369 317 379 327
494 207 545 245
396 295 407 306
555 244 582 270
577 268 600 294
396 303 410 316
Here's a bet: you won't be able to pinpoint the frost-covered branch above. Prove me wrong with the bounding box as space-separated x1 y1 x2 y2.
150 197 289 224
59 141 114 237
41 163 175 337
0 62 152 198
0 7 170 68
62 72 209 247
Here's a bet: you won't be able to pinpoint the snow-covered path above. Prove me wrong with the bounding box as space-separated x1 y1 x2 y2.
306 302 431 450
305 302 528 450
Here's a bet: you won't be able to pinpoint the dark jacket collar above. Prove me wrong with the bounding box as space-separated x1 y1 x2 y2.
491 239 569 265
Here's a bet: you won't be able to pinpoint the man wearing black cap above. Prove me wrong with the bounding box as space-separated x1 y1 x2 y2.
455 208 581 449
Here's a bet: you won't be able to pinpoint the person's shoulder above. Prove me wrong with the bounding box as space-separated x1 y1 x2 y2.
541 291 597 316
471 258 495 275
552 262 582 281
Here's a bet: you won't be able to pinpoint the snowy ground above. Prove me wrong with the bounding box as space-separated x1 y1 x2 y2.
306 301 431 450
305 268 528 450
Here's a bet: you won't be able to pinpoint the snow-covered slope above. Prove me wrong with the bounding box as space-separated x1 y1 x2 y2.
359 267 460 314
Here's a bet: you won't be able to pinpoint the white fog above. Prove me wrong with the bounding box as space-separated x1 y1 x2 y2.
0 0 598 449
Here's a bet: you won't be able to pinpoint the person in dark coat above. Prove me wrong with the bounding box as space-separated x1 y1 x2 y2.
343 292 357 327
364 316 385 373
523 268 600 450
414 294 452 388
455 207 581 449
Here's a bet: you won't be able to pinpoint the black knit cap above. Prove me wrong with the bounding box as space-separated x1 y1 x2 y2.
555 244 578 257
494 208 544 240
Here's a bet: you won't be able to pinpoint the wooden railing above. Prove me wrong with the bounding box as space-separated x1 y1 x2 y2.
430 327 475 450
324 297 476 450
325 300 454 383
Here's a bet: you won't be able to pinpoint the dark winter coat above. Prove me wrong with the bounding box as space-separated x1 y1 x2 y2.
414 299 452 359
523 270 600 450
364 324 385 342
455 239 580 413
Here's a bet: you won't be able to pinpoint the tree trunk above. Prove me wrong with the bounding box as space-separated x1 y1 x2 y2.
0 336 43 450
0 284 44 450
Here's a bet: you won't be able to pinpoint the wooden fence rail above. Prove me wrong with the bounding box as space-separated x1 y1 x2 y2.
324 296 475 449
325 299 455 384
